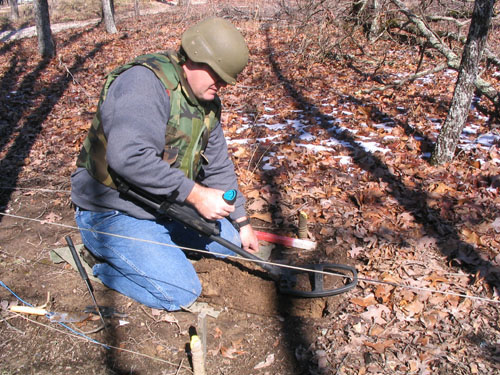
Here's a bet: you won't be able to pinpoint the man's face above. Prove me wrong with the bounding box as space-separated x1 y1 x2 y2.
182 60 227 102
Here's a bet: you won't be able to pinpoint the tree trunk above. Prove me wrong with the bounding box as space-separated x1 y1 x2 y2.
430 0 495 165
351 0 381 40
134 0 140 18
34 0 55 58
102 0 117 34
9 0 19 21
368 0 381 41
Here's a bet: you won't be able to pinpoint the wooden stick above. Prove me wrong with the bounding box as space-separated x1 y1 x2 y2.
9 306 48 316
190 335 206 375
298 211 308 239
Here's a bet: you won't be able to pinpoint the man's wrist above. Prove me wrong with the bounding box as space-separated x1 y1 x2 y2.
185 183 202 205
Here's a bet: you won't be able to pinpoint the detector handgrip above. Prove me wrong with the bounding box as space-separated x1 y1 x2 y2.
222 189 237 205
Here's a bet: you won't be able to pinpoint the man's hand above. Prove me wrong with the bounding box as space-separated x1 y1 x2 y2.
238 222 259 253
186 184 235 220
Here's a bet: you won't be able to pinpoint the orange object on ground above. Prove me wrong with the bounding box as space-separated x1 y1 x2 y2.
255 231 316 250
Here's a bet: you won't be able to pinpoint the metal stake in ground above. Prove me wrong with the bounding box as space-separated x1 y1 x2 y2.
65 235 108 330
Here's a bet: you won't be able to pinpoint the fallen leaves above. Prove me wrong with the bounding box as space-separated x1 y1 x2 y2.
374 283 395 303
150 308 181 332
210 327 247 360
220 345 247 359
360 304 392 324
351 294 377 307
420 310 447 328
254 353 275 369
247 198 267 211
363 339 395 353
43 212 62 223
429 182 454 195
250 212 273 223
424 272 449 287
348 245 364 258
402 298 424 317
461 227 483 246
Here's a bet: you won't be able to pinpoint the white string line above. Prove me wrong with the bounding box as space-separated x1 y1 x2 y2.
7 311 191 371
355 277 498 303
1 211 499 304
0 212 349 280
0 186 71 194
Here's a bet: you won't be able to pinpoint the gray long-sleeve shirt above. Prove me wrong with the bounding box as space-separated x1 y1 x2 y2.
71 65 246 220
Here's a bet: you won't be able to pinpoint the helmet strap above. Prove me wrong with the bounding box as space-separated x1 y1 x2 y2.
177 47 187 65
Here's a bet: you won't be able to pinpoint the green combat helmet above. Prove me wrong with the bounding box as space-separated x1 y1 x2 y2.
181 17 249 85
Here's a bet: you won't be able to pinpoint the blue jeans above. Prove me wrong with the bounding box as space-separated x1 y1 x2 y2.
75 208 240 311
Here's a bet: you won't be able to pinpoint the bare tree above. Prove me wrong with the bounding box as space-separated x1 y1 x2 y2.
430 0 496 165
34 0 55 58
351 0 383 41
134 0 140 18
102 0 117 34
8 0 19 21
277 0 350 61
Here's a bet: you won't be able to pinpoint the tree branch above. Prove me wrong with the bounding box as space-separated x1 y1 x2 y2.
357 63 448 94
425 15 470 28
390 0 499 110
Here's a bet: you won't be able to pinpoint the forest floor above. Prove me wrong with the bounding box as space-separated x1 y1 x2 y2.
1 2 500 374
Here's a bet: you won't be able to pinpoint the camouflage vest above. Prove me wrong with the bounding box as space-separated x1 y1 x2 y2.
76 52 221 189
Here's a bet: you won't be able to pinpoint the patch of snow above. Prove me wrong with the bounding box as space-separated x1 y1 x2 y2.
261 114 275 120
476 133 500 147
229 96 496 170
427 117 442 124
227 138 249 145
321 139 346 148
355 141 391 154
336 156 352 165
262 123 288 131
462 125 479 135
299 132 315 141
256 135 283 143
296 143 335 152
373 123 395 132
